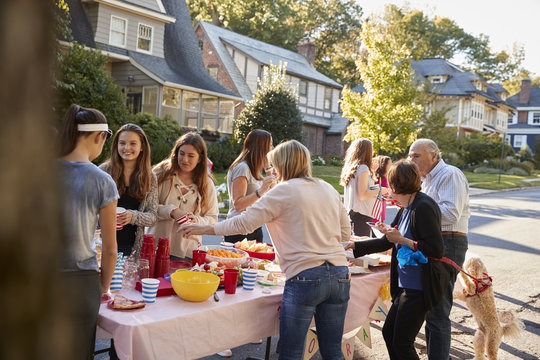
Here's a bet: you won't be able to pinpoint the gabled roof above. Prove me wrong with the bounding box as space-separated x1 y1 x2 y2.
410 59 513 107
507 86 540 108
66 0 240 100
198 21 342 102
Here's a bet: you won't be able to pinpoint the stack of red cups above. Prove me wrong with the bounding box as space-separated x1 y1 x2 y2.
154 237 170 278
140 234 156 278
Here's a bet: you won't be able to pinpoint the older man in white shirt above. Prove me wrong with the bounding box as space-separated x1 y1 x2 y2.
409 138 470 360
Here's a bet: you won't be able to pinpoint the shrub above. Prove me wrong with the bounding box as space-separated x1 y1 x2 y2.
128 112 183 165
234 63 303 146
324 155 343 166
534 136 540 168
487 158 532 175
505 167 528 176
206 138 242 173
311 155 326 166
473 167 500 174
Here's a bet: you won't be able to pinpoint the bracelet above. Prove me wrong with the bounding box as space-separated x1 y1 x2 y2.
255 189 261 198
413 241 418 252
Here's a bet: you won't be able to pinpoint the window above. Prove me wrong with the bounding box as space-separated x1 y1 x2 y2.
431 76 443 84
324 88 332 110
208 66 218 80
299 80 308 96
532 112 540 124
110 16 127 47
182 91 199 128
137 24 153 53
201 95 217 131
126 87 142 114
162 87 181 123
509 114 517 125
142 86 157 116
218 100 234 134
513 135 527 148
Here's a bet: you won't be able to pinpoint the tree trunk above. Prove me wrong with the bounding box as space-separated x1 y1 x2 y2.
0 1 75 359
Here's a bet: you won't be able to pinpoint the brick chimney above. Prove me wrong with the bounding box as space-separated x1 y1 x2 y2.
519 78 531 105
298 39 316 65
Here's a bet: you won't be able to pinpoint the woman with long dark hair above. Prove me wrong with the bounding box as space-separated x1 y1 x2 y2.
58 104 118 359
224 129 276 243
148 132 218 259
340 138 388 236
99 124 157 258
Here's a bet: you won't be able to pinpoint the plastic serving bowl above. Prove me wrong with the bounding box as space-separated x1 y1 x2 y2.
234 243 276 261
170 270 220 302
201 245 249 268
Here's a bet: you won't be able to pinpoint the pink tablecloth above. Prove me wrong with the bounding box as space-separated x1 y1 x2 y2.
97 267 389 360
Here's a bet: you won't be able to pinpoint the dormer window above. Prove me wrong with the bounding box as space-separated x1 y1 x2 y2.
431 76 444 84
137 23 153 53
110 16 127 47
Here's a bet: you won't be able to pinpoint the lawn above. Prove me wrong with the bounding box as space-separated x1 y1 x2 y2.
212 166 540 212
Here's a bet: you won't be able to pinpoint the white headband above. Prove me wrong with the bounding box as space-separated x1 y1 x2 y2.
77 124 109 132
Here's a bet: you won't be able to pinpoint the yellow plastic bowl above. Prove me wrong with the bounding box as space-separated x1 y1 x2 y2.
171 270 220 302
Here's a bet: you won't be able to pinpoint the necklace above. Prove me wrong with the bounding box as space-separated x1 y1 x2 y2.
406 192 415 207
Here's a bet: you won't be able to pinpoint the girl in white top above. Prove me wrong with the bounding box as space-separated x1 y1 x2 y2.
341 138 388 236
225 129 276 243
148 132 218 259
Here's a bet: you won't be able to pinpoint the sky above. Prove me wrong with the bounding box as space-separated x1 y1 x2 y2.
358 0 540 77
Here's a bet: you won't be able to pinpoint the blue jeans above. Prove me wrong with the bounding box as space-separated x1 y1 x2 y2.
425 234 468 360
279 262 351 360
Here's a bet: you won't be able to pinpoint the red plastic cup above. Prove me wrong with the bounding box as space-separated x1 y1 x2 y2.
224 269 239 294
176 215 190 225
192 250 207 266
116 207 126 230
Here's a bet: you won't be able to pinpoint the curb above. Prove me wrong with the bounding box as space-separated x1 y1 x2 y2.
469 184 540 197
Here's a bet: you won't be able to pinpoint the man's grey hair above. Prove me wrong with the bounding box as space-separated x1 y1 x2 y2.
413 138 441 160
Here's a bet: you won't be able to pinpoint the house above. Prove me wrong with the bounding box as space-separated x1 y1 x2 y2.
64 0 242 135
411 59 515 137
194 21 348 156
506 79 540 154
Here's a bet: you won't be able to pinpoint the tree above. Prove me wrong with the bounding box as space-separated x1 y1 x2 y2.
187 0 364 86
341 21 423 156
380 5 525 82
234 62 303 146
534 136 540 168
503 72 540 96
418 106 459 154
55 42 129 162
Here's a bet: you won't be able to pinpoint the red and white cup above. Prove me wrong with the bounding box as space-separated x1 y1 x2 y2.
176 214 190 226
116 207 126 230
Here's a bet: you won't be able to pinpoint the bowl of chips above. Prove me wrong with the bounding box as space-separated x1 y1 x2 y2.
234 239 275 260
200 245 248 268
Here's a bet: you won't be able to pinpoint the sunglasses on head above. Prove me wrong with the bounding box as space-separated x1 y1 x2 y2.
102 129 113 140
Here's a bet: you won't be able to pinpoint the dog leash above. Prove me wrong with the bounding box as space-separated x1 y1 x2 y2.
429 256 493 297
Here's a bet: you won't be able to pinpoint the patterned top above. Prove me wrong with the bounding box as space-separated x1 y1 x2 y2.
421 159 470 233
99 162 158 259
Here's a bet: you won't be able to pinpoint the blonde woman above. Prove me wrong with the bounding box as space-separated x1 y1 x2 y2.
340 139 388 236
179 140 351 358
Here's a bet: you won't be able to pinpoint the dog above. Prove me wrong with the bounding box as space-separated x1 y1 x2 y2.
454 256 523 360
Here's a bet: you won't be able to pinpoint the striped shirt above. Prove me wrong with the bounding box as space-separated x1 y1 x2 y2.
421 159 470 233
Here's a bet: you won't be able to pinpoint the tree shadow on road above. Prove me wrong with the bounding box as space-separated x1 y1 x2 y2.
468 231 540 256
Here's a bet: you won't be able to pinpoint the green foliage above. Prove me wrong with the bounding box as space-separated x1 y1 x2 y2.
487 158 533 175
341 21 423 156
324 155 343 166
234 62 303 146
206 138 243 172
505 167 529 176
188 0 363 86
380 5 526 82
311 155 326 166
457 133 513 166
503 73 540 96
418 106 459 154
127 113 184 165
535 136 540 167
473 167 500 174
517 144 533 162
55 42 129 162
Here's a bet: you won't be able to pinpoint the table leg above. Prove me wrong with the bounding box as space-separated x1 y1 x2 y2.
245 336 272 360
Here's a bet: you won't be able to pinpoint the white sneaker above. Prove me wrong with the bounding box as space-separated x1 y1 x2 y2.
251 339 263 344
217 349 232 357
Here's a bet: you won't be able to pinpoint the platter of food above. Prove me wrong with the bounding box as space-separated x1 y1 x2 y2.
234 239 275 260
107 295 146 311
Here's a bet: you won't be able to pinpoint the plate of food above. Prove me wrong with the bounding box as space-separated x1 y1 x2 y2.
234 239 275 260
348 265 371 274
107 295 146 311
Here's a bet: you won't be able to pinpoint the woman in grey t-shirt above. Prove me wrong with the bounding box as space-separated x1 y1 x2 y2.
224 129 276 243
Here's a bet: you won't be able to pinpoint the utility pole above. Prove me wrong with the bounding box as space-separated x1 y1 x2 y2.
498 132 506 184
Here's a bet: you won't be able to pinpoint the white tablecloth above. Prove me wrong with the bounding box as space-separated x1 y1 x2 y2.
97 267 389 360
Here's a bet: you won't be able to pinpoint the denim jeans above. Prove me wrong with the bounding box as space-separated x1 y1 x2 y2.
279 262 351 360
425 234 468 359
